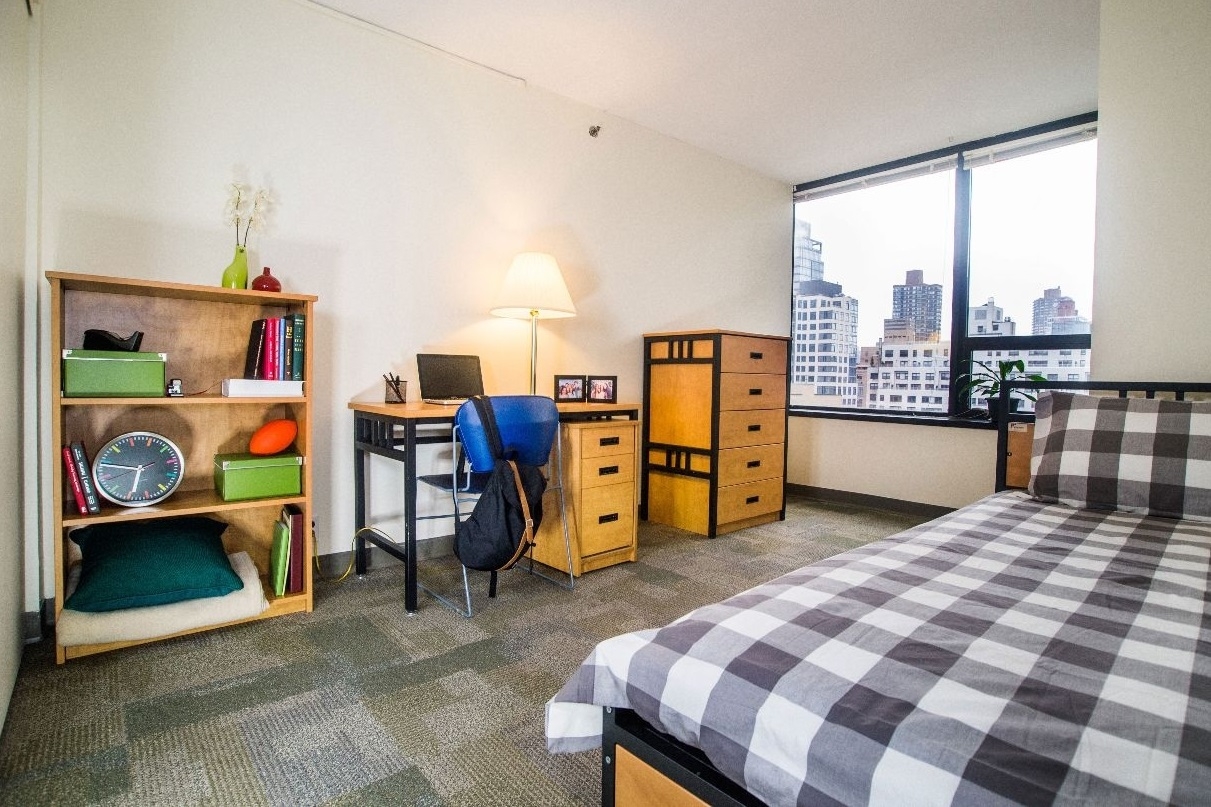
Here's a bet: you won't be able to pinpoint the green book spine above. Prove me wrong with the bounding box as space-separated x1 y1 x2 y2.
290 313 305 382
270 519 290 597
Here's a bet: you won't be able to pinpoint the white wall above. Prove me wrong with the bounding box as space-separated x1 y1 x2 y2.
1 2 31 724
1092 0 1211 377
32 0 789 583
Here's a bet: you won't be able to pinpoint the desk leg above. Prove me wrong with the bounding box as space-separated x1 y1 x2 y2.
354 433 369 576
403 419 419 613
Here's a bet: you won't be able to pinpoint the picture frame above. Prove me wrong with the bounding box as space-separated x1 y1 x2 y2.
554 375 586 402
587 375 618 404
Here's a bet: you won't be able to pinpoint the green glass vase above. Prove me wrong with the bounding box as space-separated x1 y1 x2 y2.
221 246 249 289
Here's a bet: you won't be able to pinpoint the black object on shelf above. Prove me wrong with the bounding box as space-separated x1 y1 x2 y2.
83 330 144 352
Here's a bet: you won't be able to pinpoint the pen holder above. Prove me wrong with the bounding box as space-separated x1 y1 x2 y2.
384 379 406 404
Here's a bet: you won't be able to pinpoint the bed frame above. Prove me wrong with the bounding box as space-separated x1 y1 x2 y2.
602 379 1211 807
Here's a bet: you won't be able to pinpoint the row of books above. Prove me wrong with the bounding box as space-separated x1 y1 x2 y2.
62 441 100 515
270 504 305 596
243 314 306 382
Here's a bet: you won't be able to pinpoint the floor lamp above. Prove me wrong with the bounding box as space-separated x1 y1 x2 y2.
490 252 577 395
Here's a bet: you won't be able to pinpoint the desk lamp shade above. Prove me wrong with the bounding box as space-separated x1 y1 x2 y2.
490 252 577 394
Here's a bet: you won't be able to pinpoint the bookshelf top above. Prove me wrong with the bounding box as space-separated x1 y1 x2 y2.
47 271 318 306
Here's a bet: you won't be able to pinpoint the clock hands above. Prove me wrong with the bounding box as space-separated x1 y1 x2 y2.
131 465 143 496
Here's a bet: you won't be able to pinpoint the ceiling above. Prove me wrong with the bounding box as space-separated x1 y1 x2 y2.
313 0 1100 185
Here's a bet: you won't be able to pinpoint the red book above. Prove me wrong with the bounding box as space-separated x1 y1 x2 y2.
62 445 87 514
282 504 305 593
263 317 279 380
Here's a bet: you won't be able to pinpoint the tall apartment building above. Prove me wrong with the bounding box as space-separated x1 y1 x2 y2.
891 269 943 340
789 278 862 408
1032 287 1080 335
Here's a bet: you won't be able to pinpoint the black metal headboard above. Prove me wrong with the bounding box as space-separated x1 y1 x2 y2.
994 380 1211 492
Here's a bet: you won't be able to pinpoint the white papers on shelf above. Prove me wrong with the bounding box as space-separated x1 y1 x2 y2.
221 379 304 397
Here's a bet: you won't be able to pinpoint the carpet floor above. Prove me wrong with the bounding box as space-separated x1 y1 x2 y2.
0 495 927 806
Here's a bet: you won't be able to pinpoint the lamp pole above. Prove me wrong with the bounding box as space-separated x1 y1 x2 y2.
528 309 539 395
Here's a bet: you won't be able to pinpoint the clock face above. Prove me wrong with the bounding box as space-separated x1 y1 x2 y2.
92 431 185 507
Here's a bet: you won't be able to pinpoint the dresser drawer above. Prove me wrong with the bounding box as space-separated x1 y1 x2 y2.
719 373 787 411
720 334 787 375
718 443 785 486
718 408 786 449
576 422 637 458
579 452 636 489
577 482 636 556
716 477 784 526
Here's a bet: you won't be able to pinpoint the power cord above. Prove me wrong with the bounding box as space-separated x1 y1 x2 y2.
312 524 400 584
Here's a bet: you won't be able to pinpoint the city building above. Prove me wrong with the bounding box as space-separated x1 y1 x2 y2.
1032 287 1080 335
863 339 951 412
891 269 943 341
968 298 1017 336
790 278 862 408
792 219 824 286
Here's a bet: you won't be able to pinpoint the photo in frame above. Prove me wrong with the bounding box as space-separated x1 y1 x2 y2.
587 375 618 404
554 375 586 402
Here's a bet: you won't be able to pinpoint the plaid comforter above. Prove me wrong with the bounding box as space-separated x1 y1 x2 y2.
546 492 1211 806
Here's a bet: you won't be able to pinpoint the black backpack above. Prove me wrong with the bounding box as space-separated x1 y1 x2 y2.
453 396 547 573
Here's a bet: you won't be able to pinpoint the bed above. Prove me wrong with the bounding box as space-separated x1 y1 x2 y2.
546 382 1211 806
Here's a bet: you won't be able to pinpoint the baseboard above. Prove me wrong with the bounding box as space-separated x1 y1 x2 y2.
786 483 953 521
23 606 45 643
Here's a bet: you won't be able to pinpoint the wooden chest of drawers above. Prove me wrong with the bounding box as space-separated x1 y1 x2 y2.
532 419 640 575
642 330 789 537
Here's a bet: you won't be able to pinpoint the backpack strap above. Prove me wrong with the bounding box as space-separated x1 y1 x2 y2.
469 395 505 461
497 458 536 571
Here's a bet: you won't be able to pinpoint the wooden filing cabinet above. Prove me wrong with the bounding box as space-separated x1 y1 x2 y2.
532 419 640 575
642 330 789 537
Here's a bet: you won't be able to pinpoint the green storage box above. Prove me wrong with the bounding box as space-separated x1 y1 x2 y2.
213 453 303 501
62 349 166 397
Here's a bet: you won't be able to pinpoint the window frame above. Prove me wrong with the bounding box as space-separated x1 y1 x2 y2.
790 112 1097 424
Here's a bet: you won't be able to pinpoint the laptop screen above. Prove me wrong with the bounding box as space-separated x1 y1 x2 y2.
416 354 485 400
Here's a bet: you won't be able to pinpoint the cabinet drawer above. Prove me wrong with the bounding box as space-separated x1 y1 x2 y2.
577 482 636 556
579 452 635 489
719 373 786 411
720 335 787 375
718 443 785 486
718 409 786 449
716 477 783 525
577 423 636 458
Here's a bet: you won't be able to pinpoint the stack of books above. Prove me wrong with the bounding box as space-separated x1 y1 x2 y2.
224 313 306 397
270 504 305 597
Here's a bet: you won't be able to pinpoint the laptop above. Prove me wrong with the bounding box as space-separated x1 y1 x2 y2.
416 353 485 405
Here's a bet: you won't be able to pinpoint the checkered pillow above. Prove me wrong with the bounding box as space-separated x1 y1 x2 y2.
1029 391 1211 520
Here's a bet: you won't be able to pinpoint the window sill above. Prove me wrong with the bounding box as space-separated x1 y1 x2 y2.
788 407 1008 429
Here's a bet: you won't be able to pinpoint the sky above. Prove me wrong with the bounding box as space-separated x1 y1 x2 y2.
794 139 1098 348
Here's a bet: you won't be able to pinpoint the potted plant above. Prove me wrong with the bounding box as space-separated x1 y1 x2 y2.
957 359 1048 420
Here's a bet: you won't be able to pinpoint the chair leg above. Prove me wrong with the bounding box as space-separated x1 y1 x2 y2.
489 570 498 598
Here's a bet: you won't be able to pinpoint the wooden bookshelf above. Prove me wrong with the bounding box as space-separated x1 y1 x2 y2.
47 271 317 662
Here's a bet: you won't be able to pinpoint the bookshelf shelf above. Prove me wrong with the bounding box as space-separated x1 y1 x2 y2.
47 271 318 663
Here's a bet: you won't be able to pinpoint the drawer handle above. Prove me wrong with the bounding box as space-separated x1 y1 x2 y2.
598 465 619 476
598 513 620 524
746 460 761 468
599 436 620 447
747 424 762 432
749 351 764 360
746 495 760 505
749 388 762 396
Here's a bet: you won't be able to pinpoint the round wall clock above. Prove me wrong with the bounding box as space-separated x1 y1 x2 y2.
91 431 185 507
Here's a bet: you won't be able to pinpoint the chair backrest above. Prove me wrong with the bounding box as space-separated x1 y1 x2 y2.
455 395 559 472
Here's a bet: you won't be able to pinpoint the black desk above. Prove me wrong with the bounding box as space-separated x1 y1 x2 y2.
350 400 640 613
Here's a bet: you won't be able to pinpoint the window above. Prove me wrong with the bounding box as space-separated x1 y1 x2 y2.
790 113 1096 416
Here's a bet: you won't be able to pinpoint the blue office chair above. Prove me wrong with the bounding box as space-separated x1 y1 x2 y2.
417 395 574 616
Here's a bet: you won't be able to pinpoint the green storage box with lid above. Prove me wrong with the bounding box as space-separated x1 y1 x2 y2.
62 349 166 397
213 453 303 501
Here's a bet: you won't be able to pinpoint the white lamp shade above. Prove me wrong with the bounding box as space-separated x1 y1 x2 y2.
490 252 577 320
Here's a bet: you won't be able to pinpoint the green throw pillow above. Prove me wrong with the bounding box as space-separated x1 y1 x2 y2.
65 517 243 612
